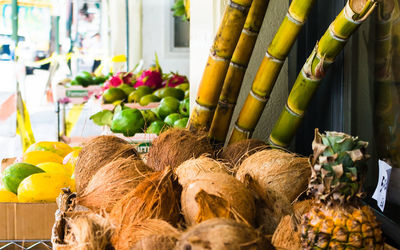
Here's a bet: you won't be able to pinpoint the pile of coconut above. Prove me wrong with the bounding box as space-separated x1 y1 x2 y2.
52 130 312 250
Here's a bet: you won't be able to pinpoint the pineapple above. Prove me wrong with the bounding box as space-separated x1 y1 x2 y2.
301 129 384 249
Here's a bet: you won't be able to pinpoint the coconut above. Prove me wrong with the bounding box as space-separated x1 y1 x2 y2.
176 218 273 250
271 215 301 250
75 135 140 194
181 172 256 226
147 128 214 171
174 156 229 186
62 213 114 250
236 149 311 203
110 167 181 235
218 139 268 170
77 157 152 212
112 219 180 250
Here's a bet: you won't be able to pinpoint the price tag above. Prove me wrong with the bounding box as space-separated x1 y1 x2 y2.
372 160 392 211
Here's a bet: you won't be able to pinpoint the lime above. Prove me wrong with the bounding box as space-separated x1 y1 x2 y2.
103 88 127 103
2 163 45 194
164 113 181 126
184 90 189 99
179 98 190 117
174 117 189 128
152 88 163 98
146 120 169 135
159 87 185 100
111 108 145 136
70 79 79 86
128 86 153 103
175 83 189 91
140 110 160 125
157 97 181 119
139 94 161 106
118 84 135 96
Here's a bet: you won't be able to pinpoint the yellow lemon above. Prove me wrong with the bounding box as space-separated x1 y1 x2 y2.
37 162 71 177
17 173 72 203
0 190 18 202
26 141 73 158
22 151 63 165
63 148 81 176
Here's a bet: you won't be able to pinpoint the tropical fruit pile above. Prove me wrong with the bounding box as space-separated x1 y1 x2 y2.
51 128 383 250
0 141 78 203
67 71 109 87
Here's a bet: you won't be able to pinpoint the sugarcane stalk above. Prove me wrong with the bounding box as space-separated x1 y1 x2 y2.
188 0 253 131
269 0 378 148
209 0 270 144
227 0 316 144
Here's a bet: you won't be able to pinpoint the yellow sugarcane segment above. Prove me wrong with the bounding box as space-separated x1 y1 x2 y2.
232 0 253 6
331 9 359 39
209 105 234 142
288 0 316 23
229 126 252 144
236 93 266 130
252 55 284 96
220 65 246 103
196 56 230 107
268 16 303 60
213 5 249 59
317 29 346 62
188 103 215 131
231 32 259 65
243 0 269 31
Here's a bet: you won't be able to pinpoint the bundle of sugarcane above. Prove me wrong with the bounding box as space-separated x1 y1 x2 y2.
188 0 253 132
269 0 378 148
226 0 317 144
209 0 270 144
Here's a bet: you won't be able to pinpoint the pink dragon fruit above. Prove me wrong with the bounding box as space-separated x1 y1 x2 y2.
102 72 134 91
162 73 188 88
134 53 163 89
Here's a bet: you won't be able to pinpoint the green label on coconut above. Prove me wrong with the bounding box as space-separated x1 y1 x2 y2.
137 142 152 153
66 90 89 98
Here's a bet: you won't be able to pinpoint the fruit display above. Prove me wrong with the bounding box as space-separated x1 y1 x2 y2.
68 71 109 87
0 141 77 203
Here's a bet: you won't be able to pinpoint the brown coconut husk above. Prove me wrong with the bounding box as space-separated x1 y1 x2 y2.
112 219 180 250
181 172 256 226
218 139 268 170
77 156 153 212
110 167 182 238
75 135 140 194
174 156 230 186
176 218 273 250
236 149 311 203
146 128 214 171
271 215 301 250
62 213 114 250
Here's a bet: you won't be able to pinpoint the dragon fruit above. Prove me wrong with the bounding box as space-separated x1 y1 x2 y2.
102 72 134 90
134 54 163 89
162 73 188 87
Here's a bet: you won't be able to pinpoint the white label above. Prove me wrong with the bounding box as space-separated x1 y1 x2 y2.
372 160 392 211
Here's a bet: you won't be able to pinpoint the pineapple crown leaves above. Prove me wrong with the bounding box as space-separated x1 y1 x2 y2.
309 129 370 204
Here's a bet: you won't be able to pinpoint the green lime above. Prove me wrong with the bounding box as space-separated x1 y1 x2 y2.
157 97 180 119
103 88 127 104
110 108 145 137
70 79 79 86
173 117 189 128
159 87 185 100
118 84 135 96
139 94 161 106
184 90 189 99
2 163 45 194
140 110 160 125
128 86 153 103
179 98 190 117
175 83 189 91
146 120 169 135
164 113 181 126
152 88 163 98
93 76 106 85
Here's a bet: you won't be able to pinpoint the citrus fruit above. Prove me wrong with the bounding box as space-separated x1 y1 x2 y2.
0 190 18 202
26 141 73 158
139 94 161 106
164 113 181 126
159 87 185 100
111 108 145 137
22 151 63 165
37 162 71 177
2 163 45 194
17 173 73 203
63 148 81 176
152 88 163 98
128 86 153 103
179 98 190 117
174 117 189 128
118 83 135 96
141 110 159 125
175 83 189 91
184 90 189 99
146 121 169 135
103 88 127 104
157 97 180 119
